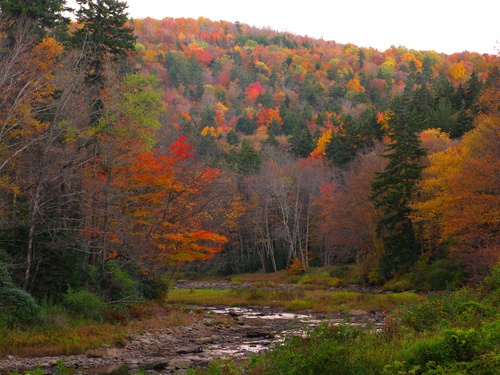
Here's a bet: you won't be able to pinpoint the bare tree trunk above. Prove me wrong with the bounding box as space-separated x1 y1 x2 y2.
263 197 277 272
24 176 42 290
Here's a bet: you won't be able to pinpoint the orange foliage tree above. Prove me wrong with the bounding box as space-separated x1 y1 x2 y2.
81 73 227 271
109 138 228 268
256 107 283 128
245 81 265 103
412 66 500 281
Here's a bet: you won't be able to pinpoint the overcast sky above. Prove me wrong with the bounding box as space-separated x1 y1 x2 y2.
121 0 498 55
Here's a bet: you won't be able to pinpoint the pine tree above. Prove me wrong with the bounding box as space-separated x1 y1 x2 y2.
0 0 70 40
73 0 136 84
370 95 426 278
289 123 314 158
237 139 261 174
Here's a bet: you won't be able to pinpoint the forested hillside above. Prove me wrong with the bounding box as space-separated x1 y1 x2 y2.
0 0 499 317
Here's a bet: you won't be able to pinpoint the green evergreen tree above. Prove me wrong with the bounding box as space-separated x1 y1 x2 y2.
281 110 301 135
421 55 434 83
235 113 257 135
325 113 379 168
268 119 281 136
200 106 216 128
164 50 189 87
236 139 261 174
288 123 314 158
73 0 136 84
409 83 434 130
0 0 70 40
370 95 426 278
325 133 355 167
226 129 239 146
431 98 457 134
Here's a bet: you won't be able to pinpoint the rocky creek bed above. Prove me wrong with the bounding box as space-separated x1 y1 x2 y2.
0 282 387 375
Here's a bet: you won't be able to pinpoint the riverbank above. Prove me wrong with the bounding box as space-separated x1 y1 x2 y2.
1 281 393 374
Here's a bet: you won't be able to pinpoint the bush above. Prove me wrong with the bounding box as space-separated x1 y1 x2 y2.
260 323 383 375
383 274 413 292
298 274 342 288
0 262 40 327
63 287 105 320
0 286 41 327
411 258 464 291
139 273 171 300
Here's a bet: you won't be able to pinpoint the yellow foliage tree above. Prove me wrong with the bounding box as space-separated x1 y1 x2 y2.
447 62 467 83
310 129 332 158
346 77 365 93
412 73 500 281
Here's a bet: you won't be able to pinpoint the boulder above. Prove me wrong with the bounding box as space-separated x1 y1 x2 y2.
168 358 192 369
194 337 214 345
86 348 121 358
175 345 202 354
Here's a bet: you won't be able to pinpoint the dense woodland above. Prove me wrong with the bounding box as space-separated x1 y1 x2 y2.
0 0 499 323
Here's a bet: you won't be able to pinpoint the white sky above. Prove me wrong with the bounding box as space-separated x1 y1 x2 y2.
122 0 499 55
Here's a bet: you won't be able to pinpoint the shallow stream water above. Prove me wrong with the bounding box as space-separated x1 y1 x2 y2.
2 289 386 374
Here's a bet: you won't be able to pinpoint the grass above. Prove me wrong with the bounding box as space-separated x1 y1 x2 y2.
229 270 301 286
227 265 363 288
0 301 206 358
0 323 127 357
167 287 423 313
188 272 500 375
167 288 247 306
0 264 434 360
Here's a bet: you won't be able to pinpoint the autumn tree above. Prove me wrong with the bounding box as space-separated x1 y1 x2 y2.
370 96 427 278
0 21 100 296
243 153 333 272
104 139 228 270
79 72 229 291
412 64 500 282
80 72 163 268
314 144 385 274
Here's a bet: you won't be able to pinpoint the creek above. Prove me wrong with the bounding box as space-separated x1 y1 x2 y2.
1 280 388 374
1 304 385 375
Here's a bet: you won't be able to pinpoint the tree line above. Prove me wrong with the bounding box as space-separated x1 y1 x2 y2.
0 1 498 319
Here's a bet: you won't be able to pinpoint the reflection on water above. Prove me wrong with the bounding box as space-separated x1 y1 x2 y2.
206 306 323 324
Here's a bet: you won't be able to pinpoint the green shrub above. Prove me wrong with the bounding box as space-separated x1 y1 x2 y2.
396 288 488 332
258 323 384 375
383 273 413 292
328 264 355 279
444 328 479 361
63 287 105 320
105 262 142 302
401 328 480 370
411 258 464 291
298 274 342 288
139 273 171 300
484 265 500 306
0 286 41 327
0 262 40 327
286 298 313 311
